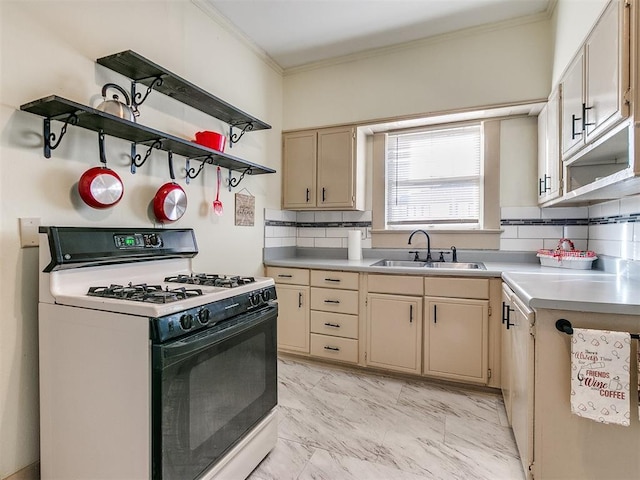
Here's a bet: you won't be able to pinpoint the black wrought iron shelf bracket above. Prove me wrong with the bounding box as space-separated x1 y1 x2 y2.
130 139 163 174
43 112 79 158
184 155 215 184
227 167 252 191
131 75 164 110
19 95 276 181
229 122 254 148
96 50 271 148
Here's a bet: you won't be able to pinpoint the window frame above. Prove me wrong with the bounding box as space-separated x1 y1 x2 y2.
371 119 501 249
385 122 484 229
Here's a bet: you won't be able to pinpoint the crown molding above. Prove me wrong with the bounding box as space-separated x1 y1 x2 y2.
191 0 283 75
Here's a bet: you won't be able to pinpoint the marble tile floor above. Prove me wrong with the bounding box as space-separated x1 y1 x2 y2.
248 356 526 480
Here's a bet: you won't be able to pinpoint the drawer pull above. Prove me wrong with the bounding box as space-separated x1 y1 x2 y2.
324 299 340 304
298 292 303 308
434 304 437 323
409 304 413 323
324 345 340 352
324 322 341 328
324 278 341 282
277 274 293 278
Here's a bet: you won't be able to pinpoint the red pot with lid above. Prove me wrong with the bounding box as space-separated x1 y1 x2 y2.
78 132 124 209
153 152 187 223
78 166 124 209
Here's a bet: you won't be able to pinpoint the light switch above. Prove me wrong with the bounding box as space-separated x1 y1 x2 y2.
19 217 40 248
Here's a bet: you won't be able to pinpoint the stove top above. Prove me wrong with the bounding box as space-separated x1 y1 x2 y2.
88 283 204 304
164 273 256 288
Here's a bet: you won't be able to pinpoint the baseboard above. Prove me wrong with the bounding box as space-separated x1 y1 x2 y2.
3 462 40 480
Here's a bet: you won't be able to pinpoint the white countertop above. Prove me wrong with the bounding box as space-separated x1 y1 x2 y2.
264 256 640 316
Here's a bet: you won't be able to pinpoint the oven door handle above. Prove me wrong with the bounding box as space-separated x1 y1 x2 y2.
154 305 277 369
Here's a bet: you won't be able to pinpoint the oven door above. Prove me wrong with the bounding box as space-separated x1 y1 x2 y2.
152 304 277 480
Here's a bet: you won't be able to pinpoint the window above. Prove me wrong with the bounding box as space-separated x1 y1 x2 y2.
386 123 483 228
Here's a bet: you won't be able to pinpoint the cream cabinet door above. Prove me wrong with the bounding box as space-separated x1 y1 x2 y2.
366 294 422 374
424 297 488 383
538 87 562 203
500 283 515 425
560 51 585 157
276 284 310 353
282 131 317 209
316 126 356 208
585 0 628 143
510 295 534 479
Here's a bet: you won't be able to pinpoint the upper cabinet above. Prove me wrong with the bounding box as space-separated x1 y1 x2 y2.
537 87 562 203
560 0 630 160
541 0 640 206
282 126 365 210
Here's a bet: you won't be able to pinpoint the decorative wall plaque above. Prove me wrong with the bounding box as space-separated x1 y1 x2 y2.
235 193 255 226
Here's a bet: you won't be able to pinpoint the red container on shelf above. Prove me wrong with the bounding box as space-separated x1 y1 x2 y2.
195 131 226 152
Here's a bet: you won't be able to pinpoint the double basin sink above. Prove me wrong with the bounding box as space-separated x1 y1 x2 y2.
370 259 486 270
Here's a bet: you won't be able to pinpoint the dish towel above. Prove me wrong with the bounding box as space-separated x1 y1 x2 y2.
570 328 631 426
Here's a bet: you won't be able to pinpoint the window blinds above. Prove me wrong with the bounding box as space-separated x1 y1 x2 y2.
386 124 482 226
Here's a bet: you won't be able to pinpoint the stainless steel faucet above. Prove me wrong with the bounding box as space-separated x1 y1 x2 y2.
407 229 432 262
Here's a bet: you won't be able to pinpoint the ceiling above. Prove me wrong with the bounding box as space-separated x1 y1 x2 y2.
205 0 552 70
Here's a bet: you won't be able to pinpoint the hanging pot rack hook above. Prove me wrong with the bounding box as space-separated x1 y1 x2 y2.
229 122 254 148
43 112 79 158
98 130 107 166
130 139 162 174
184 155 214 184
167 150 177 181
227 167 252 191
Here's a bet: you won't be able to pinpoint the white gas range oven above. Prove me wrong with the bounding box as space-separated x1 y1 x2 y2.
38 226 278 480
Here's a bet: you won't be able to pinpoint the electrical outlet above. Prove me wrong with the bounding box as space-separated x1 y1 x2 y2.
19 217 40 248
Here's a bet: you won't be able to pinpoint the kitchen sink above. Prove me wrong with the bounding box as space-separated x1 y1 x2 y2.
422 262 486 270
370 260 429 268
370 259 486 270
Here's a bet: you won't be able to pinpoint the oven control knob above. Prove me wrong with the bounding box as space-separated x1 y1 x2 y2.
250 293 262 306
261 289 272 302
198 308 211 325
180 313 194 330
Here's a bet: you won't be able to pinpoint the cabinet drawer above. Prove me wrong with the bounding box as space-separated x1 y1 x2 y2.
310 334 358 363
310 311 358 339
367 274 423 296
267 267 309 285
310 270 359 290
424 277 489 300
310 287 359 314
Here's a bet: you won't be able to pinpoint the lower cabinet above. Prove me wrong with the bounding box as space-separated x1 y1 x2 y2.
367 293 423 374
276 284 310 353
266 267 310 354
423 297 489 383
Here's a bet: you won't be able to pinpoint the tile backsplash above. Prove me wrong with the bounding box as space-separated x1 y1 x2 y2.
265 194 640 261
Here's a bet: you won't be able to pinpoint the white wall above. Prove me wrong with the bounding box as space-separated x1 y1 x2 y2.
550 0 610 85
500 117 539 207
0 0 282 476
283 18 551 130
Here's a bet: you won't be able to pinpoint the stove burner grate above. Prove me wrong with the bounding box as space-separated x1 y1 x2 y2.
87 283 203 303
164 273 256 288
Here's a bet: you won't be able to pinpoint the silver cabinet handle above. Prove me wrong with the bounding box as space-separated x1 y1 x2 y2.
324 322 341 328
324 346 340 351
324 299 340 304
